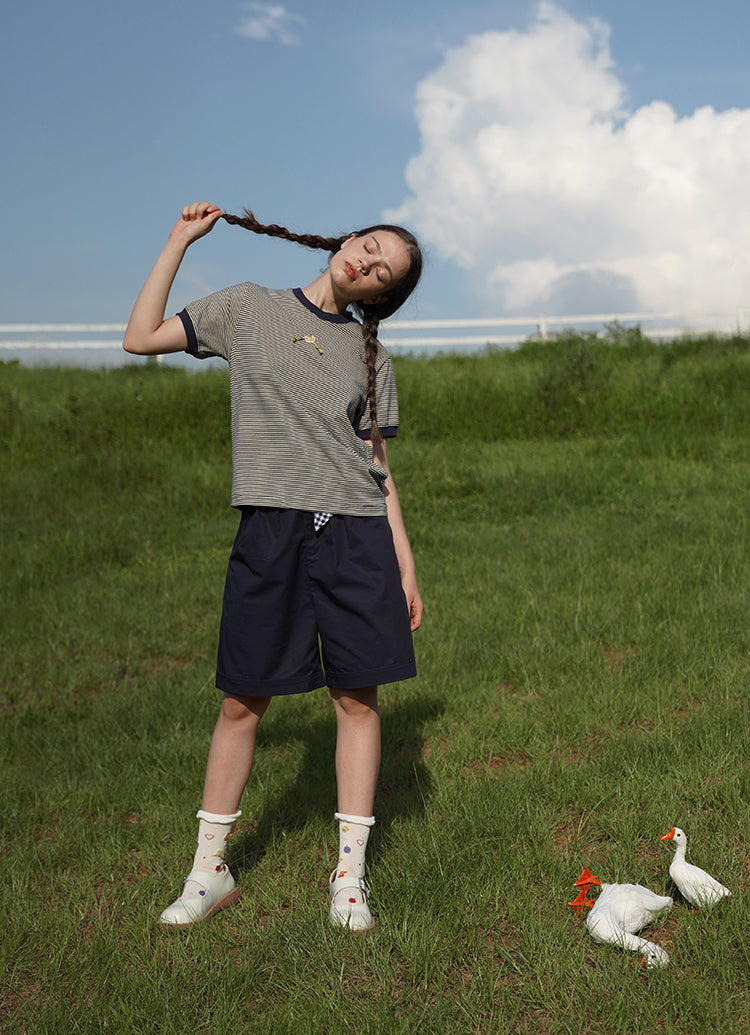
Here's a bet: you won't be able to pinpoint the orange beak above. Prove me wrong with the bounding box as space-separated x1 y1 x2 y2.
659 828 676 841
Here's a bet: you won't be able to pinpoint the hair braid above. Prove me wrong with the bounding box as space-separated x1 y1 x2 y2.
223 209 423 446
361 314 383 446
222 209 346 253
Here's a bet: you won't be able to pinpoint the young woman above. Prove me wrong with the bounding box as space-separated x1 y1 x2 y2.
124 201 423 932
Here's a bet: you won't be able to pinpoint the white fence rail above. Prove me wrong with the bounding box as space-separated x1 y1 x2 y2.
1 310 748 360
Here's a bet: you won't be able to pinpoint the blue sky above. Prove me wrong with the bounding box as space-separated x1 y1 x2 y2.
4 0 750 329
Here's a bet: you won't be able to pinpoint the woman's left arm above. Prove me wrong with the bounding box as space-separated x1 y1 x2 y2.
372 439 423 631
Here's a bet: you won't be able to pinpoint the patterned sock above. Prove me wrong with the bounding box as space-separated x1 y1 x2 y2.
180 809 241 906
332 812 375 896
191 809 241 873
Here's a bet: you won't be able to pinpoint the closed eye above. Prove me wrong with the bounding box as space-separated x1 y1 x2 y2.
366 235 392 285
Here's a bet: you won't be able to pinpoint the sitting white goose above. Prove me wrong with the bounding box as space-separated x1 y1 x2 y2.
659 826 732 908
584 882 673 969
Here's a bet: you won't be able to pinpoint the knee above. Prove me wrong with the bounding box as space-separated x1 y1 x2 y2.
330 687 379 721
220 693 270 726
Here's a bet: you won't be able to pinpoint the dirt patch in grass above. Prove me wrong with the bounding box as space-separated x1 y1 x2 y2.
562 729 610 764
599 643 635 671
553 808 600 853
422 733 452 761
0 974 43 1033
676 695 704 721
462 752 530 781
142 654 188 676
497 682 540 706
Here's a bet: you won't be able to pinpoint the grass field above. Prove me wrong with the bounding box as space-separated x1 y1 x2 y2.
2 329 750 1033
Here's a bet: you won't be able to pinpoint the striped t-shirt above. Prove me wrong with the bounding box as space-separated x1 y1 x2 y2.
179 283 399 516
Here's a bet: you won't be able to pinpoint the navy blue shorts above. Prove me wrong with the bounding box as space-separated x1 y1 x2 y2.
215 508 417 696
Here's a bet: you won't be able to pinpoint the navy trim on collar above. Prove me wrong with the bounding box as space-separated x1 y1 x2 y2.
293 288 355 324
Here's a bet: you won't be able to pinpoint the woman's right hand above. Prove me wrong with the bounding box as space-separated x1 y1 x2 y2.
168 201 224 246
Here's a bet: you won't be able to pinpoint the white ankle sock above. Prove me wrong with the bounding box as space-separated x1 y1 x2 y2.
179 809 241 907
190 809 241 875
332 812 375 891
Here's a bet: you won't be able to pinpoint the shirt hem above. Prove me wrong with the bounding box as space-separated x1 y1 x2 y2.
229 498 389 516
357 425 398 440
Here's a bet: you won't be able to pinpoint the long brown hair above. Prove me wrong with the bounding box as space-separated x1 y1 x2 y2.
221 209 422 444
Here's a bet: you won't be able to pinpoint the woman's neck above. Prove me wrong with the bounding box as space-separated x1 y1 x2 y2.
301 271 347 315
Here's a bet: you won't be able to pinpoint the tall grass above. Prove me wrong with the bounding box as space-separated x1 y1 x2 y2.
2 329 750 1033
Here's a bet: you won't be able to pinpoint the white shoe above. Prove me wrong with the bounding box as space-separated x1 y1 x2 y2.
159 865 241 928
328 870 375 932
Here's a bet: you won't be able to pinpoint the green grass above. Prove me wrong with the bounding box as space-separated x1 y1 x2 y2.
2 329 750 1033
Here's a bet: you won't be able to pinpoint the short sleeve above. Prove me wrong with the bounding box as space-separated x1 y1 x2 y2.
180 283 252 362
355 351 399 440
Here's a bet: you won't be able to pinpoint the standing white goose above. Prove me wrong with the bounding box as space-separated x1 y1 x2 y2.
659 827 732 908
584 882 673 969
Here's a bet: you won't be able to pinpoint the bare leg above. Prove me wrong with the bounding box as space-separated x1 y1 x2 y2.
329 686 380 815
201 693 271 814
327 686 380 931
159 693 270 927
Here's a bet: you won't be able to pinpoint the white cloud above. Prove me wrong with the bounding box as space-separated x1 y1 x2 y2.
389 2 750 315
234 3 304 46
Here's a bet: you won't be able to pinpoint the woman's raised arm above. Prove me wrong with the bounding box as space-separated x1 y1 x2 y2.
123 202 223 355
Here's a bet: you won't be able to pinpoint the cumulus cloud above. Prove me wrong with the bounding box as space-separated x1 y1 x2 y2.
389 2 750 315
234 3 304 46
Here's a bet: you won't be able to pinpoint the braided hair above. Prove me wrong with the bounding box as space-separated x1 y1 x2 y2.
221 209 422 444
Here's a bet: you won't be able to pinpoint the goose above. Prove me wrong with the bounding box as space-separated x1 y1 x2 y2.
659 826 732 908
584 882 673 969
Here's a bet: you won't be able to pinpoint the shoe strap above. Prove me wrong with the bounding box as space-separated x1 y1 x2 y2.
184 865 228 891
330 871 369 900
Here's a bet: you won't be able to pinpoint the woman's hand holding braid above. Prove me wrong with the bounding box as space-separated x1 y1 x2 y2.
168 201 224 247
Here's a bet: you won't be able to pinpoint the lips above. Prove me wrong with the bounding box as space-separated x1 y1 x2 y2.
344 261 356 281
